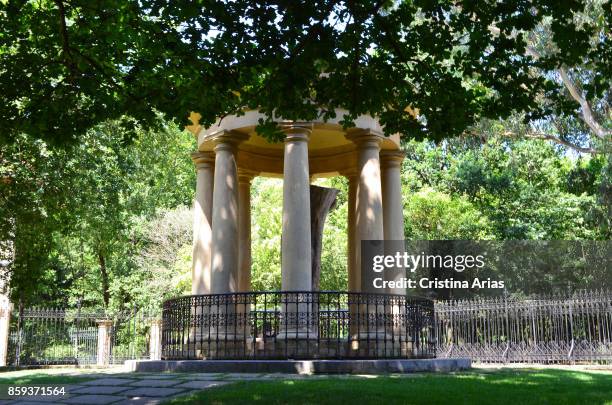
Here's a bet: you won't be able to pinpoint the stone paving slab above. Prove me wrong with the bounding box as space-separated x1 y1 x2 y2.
11 402 65 405
113 399 161 405
63 395 124 404
64 386 87 393
71 386 131 395
133 375 176 380
128 380 180 388
180 373 225 380
222 373 270 379
82 379 137 386
120 388 185 398
7 396 68 403
260 373 299 378
225 373 308 380
173 380 230 390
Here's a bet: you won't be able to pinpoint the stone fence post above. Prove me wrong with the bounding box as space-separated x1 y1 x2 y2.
96 319 113 366
149 319 162 360
0 296 11 367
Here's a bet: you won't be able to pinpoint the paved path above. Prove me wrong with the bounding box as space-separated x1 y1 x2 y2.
0 371 268 405
0 370 341 405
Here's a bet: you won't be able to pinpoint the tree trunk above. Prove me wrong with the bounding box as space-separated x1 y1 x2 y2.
310 185 339 291
98 252 110 308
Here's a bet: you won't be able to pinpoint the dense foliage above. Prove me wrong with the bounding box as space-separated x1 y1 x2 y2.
0 119 196 307
1 0 609 144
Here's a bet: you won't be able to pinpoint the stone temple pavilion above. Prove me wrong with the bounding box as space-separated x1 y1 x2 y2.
187 109 407 299
160 110 435 360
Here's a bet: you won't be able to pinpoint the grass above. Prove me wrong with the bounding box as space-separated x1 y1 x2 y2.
164 369 612 405
0 369 95 385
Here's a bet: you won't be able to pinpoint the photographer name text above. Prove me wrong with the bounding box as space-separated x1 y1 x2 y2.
371 252 505 290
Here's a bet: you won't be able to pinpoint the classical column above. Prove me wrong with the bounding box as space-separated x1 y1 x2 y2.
191 152 215 296
344 170 359 293
210 132 248 340
381 151 407 345
236 169 255 339
210 133 246 294
237 169 256 293
347 131 385 342
381 151 406 296
343 170 360 344
281 126 312 292
347 131 384 294
280 125 312 338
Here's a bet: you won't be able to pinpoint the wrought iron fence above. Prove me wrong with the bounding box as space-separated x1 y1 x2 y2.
7 306 159 366
108 307 159 364
162 291 436 360
435 290 612 363
5 290 610 366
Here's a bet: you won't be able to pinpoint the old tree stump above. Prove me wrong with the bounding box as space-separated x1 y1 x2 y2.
310 185 339 291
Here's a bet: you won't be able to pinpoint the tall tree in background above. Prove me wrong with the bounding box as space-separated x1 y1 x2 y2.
475 0 611 154
0 136 71 303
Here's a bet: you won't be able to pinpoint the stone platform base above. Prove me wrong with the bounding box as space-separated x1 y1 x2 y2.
166 338 421 359
125 358 471 374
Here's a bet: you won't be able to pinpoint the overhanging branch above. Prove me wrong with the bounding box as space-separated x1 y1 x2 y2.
465 129 599 154
488 25 610 140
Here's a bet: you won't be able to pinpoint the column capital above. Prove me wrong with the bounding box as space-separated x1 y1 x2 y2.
282 124 312 142
210 130 249 152
191 151 215 170
380 150 406 169
238 168 258 184
345 130 384 149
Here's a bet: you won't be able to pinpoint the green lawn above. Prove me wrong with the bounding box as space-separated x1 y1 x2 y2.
165 369 612 405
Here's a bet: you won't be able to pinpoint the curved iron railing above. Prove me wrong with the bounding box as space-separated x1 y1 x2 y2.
162 291 435 360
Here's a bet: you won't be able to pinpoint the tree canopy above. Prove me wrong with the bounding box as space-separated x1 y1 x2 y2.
1 0 609 144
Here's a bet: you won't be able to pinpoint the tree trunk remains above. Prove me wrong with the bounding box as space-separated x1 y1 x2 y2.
310 185 339 291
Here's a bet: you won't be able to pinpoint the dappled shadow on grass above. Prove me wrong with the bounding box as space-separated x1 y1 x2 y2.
164 369 612 405
0 371 94 385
